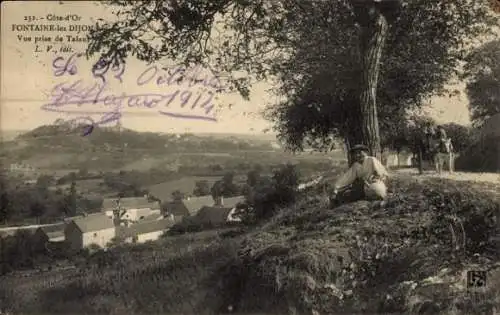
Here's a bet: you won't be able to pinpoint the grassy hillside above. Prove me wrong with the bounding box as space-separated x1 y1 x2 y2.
1 174 499 315
455 135 500 173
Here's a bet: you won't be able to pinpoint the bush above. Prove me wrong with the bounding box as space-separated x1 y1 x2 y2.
168 216 203 235
455 135 500 172
441 123 474 153
245 163 300 222
0 230 54 274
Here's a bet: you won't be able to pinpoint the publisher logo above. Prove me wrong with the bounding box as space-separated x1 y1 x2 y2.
490 0 500 13
467 270 487 288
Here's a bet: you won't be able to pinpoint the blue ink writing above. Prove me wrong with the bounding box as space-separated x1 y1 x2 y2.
53 116 95 137
44 80 214 112
137 65 226 92
92 58 126 84
52 53 83 77
41 80 217 133
47 55 220 136
54 113 121 137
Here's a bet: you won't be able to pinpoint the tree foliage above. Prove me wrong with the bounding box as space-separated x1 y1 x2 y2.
86 0 497 154
463 39 500 127
265 0 497 153
64 181 78 216
211 171 240 198
193 180 211 196
246 168 261 187
440 123 473 153
245 163 299 221
0 172 102 225
171 189 185 201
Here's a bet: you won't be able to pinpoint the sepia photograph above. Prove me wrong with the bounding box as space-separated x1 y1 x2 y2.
0 0 499 314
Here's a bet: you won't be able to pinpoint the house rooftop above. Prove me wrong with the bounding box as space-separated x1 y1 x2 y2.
222 196 246 208
38 223 65 234
46 230 65 239
142 212 163 221
118 219 174 238
196 206 233 224
183 195 214 214
165 195 214 216
102 196 160 211
70 213 115 233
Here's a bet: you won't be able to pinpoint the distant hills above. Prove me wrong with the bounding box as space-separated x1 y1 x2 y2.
194 132 278 142
7 125 277 143
1 124 279 172
1 130 27 142
14 124 277 150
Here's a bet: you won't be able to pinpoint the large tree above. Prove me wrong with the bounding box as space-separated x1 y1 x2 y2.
87 0 497 158
463 39 500 127
193 180 211 196
266 1 495 158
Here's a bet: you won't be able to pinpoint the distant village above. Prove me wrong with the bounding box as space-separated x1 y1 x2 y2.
2 190 246 254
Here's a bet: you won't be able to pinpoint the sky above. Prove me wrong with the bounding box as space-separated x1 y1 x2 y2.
0 1 494 135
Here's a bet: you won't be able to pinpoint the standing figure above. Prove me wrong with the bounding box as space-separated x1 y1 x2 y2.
432 125 454 174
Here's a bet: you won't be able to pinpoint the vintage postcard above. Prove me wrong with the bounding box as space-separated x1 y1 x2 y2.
1 1 499 314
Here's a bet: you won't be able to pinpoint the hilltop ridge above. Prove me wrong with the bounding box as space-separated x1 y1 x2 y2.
0 124 277 171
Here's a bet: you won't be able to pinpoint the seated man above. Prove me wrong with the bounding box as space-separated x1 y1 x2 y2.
329 144 389 207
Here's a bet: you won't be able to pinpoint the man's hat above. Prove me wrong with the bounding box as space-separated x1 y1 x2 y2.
350 144 369 153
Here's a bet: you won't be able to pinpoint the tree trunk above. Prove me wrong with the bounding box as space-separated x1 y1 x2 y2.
354 4 388 161
418 146 423 175
345 117 363 166
344 136 353 166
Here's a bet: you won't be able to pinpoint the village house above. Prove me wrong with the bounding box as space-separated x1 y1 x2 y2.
23 179 38 185
33 223 65 243
117 219 174 244
101 196 161 224
164 195 215 218
219 196 245 208
195 195 246 226
195 206 236 226
64 213 115 252
164 195 247 221
142 212 164 221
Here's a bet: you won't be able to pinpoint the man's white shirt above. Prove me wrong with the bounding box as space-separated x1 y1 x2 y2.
333 156 389 191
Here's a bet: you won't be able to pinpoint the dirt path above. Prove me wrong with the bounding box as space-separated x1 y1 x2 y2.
394 168 500 200
394 168 499 184
0 222 60 233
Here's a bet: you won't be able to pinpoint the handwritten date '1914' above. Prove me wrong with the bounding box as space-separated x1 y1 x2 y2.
44 80 215 112
42 80 216 127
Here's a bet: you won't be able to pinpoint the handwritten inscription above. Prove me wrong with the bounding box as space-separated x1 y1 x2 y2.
42 54 221 135
137 65 226 92
43 80 215 113
52 53 82 76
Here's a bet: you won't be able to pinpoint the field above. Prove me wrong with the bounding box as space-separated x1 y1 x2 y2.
147 176 226 201
1 171 499 315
